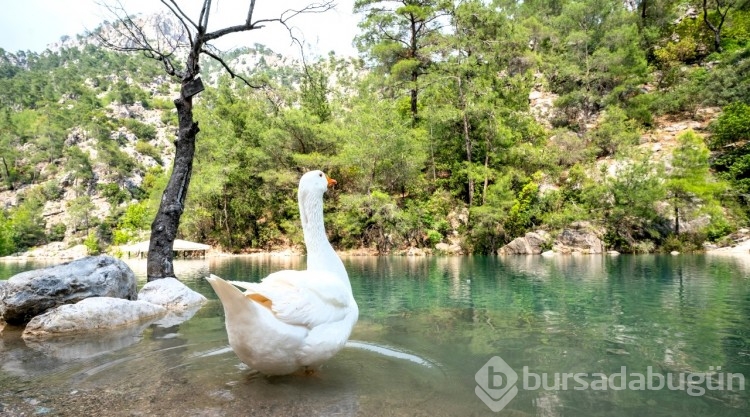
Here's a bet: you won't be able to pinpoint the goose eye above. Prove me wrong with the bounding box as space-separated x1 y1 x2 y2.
319 173 323 177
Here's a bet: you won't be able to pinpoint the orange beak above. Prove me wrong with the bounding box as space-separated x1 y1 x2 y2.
327 176 337 187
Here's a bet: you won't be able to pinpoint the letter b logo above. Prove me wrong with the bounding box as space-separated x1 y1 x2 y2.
475 356 519 412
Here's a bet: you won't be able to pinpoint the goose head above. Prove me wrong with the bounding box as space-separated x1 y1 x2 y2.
298 170 337 198
298 170 336 230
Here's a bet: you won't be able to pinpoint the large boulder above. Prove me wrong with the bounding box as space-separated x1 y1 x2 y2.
498 231 551 255
138 277 206 310
553 222 605 254
0 255 137 325
22 297 166 339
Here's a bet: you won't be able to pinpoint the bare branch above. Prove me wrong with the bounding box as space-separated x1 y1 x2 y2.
199 0 212 30
253 1 336 27
205 1 335 41
160 0 197 48
200 47 262 88
161 0 199 30
246 0 258 25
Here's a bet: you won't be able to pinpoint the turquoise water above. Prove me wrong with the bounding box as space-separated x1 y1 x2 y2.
0 254 748 416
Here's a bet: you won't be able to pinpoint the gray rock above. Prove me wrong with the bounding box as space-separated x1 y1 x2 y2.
554 224 605 254
498 231 551 255
23 320 157 360
0 255 137 325
435 242 463 255
22 297 166 339
137 277 206 310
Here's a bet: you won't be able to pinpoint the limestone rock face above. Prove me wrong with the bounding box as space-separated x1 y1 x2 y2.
22 297 166 339
0 255 137 325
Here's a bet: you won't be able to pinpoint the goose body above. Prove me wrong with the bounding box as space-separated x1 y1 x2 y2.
206 170 358 375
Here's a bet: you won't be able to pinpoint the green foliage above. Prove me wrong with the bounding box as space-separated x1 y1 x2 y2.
48 222 67 242
335 100 427 194
667 130 727 235
9 199 46 250
99 182 130 206
1 3 748 256
84 230 101 255
113 201 152 245
123 118 157 141
332 190 405 253
96 138 136 181
67 195 96 233
587 106 641 156
589 152 667 251
64 145 94 182
105 80 149 105
504 180 542 239
654 14 713 71
134 140 163 165
0 210 16 256
710 102 750 148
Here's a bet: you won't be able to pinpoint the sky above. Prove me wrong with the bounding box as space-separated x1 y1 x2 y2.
0 0 360 58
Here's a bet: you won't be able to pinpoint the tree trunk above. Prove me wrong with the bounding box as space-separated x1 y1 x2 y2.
0 156 13 191
458 77 473 207
702 0 727 52
146 94 199 281
409 14 419 124
674 205 680 235
482 145 490 205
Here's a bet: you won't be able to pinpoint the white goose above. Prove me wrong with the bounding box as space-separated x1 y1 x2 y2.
206 170 358 375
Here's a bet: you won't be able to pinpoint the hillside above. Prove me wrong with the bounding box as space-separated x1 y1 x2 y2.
1 2 750 258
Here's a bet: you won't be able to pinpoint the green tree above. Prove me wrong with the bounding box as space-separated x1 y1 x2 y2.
711 102 750 213
587 106 641 157
84 230 101 255
9 200 46 250
424 0 534 207
335 99 427 195
67 195 96 233
100 0 336 280
0 210 16 256
666 130 726 235
587 151 666 251
541 0 648 129
355 0 445 122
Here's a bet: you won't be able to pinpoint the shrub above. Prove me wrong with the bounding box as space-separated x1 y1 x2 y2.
123 118 157 141
135 140 164 165
84 230 101 255
710 102 750 148
99 182 129 206
48 222 67 242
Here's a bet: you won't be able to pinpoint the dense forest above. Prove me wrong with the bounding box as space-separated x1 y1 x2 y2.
1 0 750 257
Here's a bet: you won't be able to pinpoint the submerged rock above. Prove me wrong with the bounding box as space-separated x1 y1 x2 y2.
22 297 166 339
0 255 137 325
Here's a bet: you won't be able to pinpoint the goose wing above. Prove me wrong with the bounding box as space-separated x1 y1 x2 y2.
235 270 351 329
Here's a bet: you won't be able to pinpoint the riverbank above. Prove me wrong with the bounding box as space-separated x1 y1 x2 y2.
2 234 749 264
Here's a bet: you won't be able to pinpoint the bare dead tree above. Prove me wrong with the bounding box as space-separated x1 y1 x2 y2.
97 0 335 281
702 0 737 52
